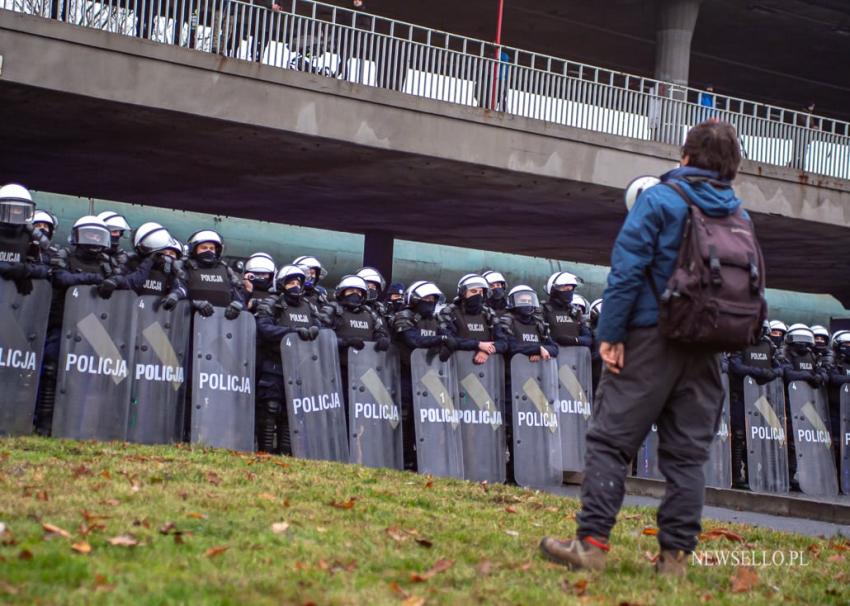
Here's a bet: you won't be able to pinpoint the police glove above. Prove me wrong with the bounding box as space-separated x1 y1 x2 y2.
160 292 180 311
375 337 391 352
438 344 453 362
308 326 320 340
441 335 458 350
807 374 824 388
2 264 29 280
193 300 215 317
14 278 34 296
347 338 365 350
224 301 244 320
296 327 312 341
98 277 119 300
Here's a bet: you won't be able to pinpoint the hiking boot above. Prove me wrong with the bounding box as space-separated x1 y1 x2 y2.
539 536 609 571
655 549 688 578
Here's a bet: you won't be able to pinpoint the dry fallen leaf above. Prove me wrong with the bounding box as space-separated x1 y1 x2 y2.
316 527 328 533
505 506 518 514
830 541 849 552
187 512 207 519
71 541 92 555
386 527 407 543
205 545 229 558
826 554 846 563
641 527 658 536
0 580 19 595
93 574 115 592
107 535 138 547
807 543 822 558
699 594 713 603
561 578 588 596
516 561 532 571
415 538 434 549
272 522 290 534
700 528 745 543
100 498 120 507
42 523 71 539
205 472 222 486
476 560 495 576
159 522 177 535
71 465 92 478
504 530 519 537
410 559 453 582
36 490 48 502
258 493 277 502
401 597 425 606
730 566 759 593
388 581 410 599
329 498 357 510
18 549 33 560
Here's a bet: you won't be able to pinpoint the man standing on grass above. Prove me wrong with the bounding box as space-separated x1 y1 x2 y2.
540 120 758 577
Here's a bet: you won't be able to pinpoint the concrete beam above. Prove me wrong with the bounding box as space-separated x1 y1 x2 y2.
654 0 702 86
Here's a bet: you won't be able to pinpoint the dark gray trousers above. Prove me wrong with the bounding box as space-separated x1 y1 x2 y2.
576 326 723 552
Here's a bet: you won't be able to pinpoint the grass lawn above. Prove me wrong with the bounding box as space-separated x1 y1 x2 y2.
0 436 847 605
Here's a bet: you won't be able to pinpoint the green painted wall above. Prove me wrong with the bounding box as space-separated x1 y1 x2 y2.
33 190 849 327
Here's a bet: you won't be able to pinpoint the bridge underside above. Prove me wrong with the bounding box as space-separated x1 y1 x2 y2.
2 80 848 305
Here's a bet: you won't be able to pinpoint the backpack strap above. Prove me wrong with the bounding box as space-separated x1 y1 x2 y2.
644 181 695 304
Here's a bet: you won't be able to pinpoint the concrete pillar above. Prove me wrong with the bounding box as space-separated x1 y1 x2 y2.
654 0 702 86
362 230 394 284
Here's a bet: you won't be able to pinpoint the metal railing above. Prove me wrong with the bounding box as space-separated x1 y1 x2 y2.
5 0 850 181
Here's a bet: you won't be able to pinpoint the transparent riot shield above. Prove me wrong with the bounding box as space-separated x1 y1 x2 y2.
456 352 506 483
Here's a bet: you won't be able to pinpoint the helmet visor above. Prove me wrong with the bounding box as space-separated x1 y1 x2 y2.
0 200 35 225
76 225 111 248
508 290 540 309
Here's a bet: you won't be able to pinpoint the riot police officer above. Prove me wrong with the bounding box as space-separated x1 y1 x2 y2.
355 266 389 318
242 252 276 312
438 273 505 364
588 298 603 391
385 282 405 314
254 265 322 453
482 270 509 316
0 184 51 296
541 272 593 349
36 215 115 435
293 255 329 306
324 275 390 353
495 285 559 361
183 230 244 320
768 320 787 349
30 209 59 263
811 325 833 368
96 211 134 271
110 222 186 303
824 331 850 455
727 320 781 488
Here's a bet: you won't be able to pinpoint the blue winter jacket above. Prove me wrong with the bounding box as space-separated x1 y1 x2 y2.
596 167 748 344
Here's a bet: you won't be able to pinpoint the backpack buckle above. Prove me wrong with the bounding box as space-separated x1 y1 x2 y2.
708 245 722 287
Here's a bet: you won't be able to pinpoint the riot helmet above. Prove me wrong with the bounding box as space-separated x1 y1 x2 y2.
0 183 35 226
244 252 276 293
624 176 660 212
405 281 444 318
97 211 131 251
589 298 603 327
572 294 589 316
188 229 223 265
546 271 579 307
134 222 180 256
831 330 850 359
335 275 369 308
785 323 814 351
768 320 787 348
456 273 488 315
275 265 306 304
506 285 540 318
32 210 58 240
355 267 386 302
70 215 111 254
385 281 406 313
810 325 830 349
482 270 508 305
293 255 326 289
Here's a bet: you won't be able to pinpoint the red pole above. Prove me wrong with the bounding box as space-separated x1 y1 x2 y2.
490 0 504 109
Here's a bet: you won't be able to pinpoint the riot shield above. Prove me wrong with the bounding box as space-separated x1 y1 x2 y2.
840 385 850 495
0 279 50 436
190 309 256 452
555 347 593 473
410 348 464 479
743 377 790 494
456 352 506 483
704 372 732 488
510 356 562 490
347 343 403 470
53 287 138 441
281 329 348 462
787 381 838 497
635 424 661 479
128 296 191 444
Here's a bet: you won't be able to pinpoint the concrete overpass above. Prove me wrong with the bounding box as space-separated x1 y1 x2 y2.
2 10 850 303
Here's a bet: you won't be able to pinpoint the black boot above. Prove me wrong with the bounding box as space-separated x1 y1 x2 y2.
277 403 291 456
731 430 748 489
256 399 280 453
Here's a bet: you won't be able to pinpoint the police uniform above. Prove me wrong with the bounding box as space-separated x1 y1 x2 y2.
183 259 242 307
541 301 593 348
438 302 505 353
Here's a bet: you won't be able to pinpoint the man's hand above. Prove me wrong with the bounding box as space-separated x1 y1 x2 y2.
528 355 541 363
473 351 489 365
478 341 496 354
539 346 551 361
242 278 254 294
600 341 625 374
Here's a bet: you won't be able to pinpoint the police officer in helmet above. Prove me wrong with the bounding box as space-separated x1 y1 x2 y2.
96 211 134 271
107 222 187 305
727 319 781 488
482 270 509 316
355 266 389 318
36 215 115 435
826 330 850 456
324 275 390 354
0 184 51 296
242 252 276 312
254 264 322 453
496 285 559 362
183 229 245 320
768 320 787 349
293 255 329 306
541 272 593 349
438 273 505 365
811 325 833 368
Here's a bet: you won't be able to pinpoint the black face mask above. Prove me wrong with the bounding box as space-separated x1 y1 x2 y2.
390 299 404 313
462 294 484 315
251 277 273 292
195 250 217 265
109 234 121 252
838 345 850 359
416 300 436 317
76 245 103 260
769 335 784 348
790 342 810 355
340 293 365 308
283 286 303 304
514 306 535 320
366 288 379 302
489 287 505 301
551 289 574 307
